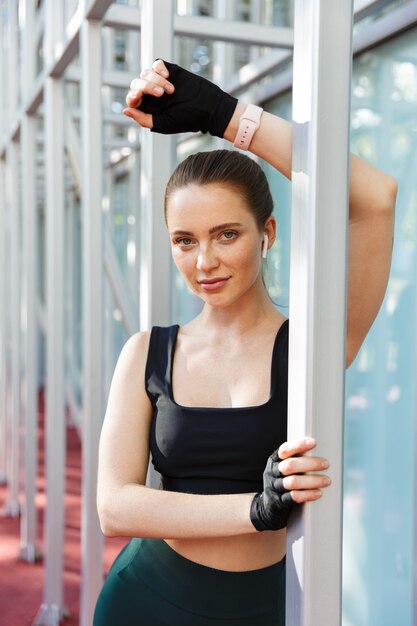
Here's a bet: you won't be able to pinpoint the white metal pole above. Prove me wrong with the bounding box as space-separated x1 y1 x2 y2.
0 156 7 486
213 0 235 150
20 109 42 563
286 1 353 625
139 0 174 332
33 0 67 622
0 5 6 488
1 0 20 520
20 0 42 564
79 17 105 626
140 0 174 491
3 139 21 519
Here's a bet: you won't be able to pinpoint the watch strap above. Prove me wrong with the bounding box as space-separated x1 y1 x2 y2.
233 104 263 151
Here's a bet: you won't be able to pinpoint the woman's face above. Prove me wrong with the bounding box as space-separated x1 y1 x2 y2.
166 183 274 308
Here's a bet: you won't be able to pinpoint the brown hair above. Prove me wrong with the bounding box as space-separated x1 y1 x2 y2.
164 149 274 230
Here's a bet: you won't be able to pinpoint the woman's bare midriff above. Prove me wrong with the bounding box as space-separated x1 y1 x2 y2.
164 528 286 572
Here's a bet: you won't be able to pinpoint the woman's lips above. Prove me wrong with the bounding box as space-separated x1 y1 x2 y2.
198 277 231 291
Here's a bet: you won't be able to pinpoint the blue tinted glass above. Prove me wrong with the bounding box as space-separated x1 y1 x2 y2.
343 29 417 626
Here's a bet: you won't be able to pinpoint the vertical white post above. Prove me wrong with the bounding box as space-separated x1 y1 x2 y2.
1 0 20 520
286 2 353 625
140 0 174 491
213 0 235 150
7 0 18 118
3 139 21 518
33 0 67 623
20 0 42 564
139 0 174 332
0 156 7 486
0 0 6 488
20 110 42 562
80 17 104 626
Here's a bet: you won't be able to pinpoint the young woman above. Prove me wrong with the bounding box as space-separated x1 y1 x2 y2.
93 60 397 625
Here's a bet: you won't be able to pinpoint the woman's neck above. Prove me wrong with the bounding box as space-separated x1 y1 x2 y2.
196 280 281 338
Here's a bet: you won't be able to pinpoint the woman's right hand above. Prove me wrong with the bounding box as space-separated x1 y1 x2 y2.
123 59 238 138
250 438 331 531
123 59 174 130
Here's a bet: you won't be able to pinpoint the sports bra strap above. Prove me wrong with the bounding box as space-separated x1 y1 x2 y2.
145 325 179 406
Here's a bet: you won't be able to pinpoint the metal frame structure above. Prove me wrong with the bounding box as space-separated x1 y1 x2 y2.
286 1 353 623
0 0 416 624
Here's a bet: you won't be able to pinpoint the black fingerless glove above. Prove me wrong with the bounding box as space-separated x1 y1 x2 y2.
250 449 295 531
138 60 238 138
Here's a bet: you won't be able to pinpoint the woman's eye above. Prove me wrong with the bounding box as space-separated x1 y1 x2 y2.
175 237 193 246
221 231 237 240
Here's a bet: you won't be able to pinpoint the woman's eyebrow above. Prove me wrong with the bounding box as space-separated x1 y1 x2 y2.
171 222 244 236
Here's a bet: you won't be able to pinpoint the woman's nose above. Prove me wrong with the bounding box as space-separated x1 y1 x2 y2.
196 246 220 272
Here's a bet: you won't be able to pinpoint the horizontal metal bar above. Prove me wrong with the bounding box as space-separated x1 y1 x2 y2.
104 5 293 48
26 70 47 115
353 0 417 52
225 49 292 95
174 15 294 48
354 0 394 22
49 0 114 77
65 65 132 90
103 4 140 30
85 0 115 21
255 0 417 102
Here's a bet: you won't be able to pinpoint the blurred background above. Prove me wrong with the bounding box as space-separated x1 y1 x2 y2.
0 1 416 625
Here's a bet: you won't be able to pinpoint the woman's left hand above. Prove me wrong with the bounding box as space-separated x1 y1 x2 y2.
277 437 331 504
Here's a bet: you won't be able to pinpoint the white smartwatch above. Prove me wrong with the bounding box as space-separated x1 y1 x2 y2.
233 104 263 151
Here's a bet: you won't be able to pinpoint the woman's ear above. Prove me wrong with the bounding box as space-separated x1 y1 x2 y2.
263 216 277 250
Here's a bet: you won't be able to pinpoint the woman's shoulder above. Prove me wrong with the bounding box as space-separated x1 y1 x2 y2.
117 330 153 371
122 324 181 360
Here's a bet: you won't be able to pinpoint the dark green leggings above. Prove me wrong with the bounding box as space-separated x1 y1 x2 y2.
93 537 285 626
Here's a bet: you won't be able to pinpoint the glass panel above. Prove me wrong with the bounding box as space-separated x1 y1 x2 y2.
343 28 417 626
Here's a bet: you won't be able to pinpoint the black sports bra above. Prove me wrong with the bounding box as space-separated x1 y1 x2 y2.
145 319 289 495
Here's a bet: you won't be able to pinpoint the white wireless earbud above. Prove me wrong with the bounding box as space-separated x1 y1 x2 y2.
262 234 269 259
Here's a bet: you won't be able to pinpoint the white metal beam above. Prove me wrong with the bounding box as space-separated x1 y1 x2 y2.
104 4 294 49
19 0 42 564
33 0 67 622
139 0 174 332
0 156 6 485
20 107 42 563
175 14 293 48
79 17 105 626
353 0 417 52
1 0 21 519
2 139 21 519
140 0 174 492
286 1 353 625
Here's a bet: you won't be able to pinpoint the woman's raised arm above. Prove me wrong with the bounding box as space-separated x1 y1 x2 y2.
223 104 398 367
124 59 397 368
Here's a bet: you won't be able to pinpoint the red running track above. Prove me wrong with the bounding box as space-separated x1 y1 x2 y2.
0 389 127 625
